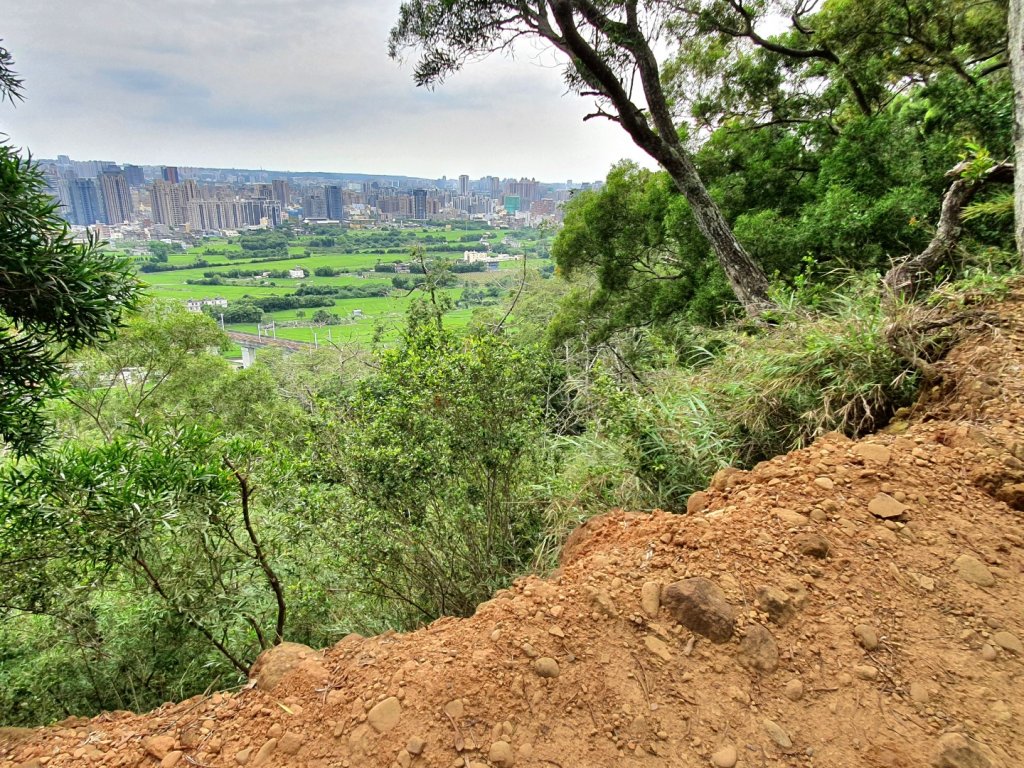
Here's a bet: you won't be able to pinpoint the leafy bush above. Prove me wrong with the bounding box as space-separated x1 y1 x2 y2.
315 302 549 623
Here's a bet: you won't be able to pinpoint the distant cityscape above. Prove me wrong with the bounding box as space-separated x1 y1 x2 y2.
39 155 605 245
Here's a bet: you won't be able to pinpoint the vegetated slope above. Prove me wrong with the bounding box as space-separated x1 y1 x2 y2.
5 293 1024 768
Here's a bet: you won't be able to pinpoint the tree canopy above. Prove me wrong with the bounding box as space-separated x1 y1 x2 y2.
390 0 774 315
0 43 141 454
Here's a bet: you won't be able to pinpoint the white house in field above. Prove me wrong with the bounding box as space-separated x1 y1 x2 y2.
288 267 307 279
185 297 228 313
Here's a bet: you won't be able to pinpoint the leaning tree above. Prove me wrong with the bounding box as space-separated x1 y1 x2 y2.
1011 0 1023 259
389 1 774 316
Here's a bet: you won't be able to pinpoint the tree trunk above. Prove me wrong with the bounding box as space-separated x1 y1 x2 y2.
884 163 1014 298
1011 0 1024 261
658 147 774 315
544 0 775 317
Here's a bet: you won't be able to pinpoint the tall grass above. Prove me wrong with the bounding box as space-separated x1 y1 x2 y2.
534 278 945 559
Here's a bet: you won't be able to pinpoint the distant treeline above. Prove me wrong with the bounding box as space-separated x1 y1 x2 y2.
295 284 391 299
139 252 310 274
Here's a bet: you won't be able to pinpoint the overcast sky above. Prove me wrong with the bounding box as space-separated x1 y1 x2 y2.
0 1 654 182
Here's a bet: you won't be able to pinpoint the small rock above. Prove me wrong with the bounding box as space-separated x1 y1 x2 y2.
756 586 797 626
981 644 998 661
407 737 427 755
587 587 618 618
711 467 743 491
661 578 737 644
234 747 251 766
278 732 303 755
909 682 930 704
687 491 710 514
740 624 779 673
855 444 891 465
444 699 465 719
868 493 907 520
934 732 991 768
775 508 810 527
762 719 792 749
251 739 277 768
814 477 835 490
853 624 880 651
711 744 738 768
955 555 996 587
143 736 177 761
267 724 283 740
644 635 672 661
783 679 804 701
990 700 1012 724
854 665 879 681
641 581 662 618
489 740 515 768
793 533 831 559
367 697 402 733
159 752 183 768
249 642 327 692
992 630 1023 654
534 657 560 678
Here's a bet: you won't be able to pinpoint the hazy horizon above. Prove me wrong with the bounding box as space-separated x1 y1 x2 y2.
0 1 655 182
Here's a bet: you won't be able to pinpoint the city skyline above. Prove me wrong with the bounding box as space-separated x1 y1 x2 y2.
42 154 588 237
0 1 655 181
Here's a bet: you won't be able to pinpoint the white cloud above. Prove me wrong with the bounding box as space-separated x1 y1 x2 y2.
0 1 654 180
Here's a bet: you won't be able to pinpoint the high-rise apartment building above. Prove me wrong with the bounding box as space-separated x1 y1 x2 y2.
272 179 290 208
324 185 345 221
99 170 134 224
303 190 328 220
67 178 105 225
413 189 428 220
123 164 145 187
459 174 470 196
162 166 180 183
150 181 187 227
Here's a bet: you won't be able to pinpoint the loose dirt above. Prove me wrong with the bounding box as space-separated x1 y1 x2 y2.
5 292 1024 767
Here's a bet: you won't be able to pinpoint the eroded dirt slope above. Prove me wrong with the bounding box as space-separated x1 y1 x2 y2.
5 293 1024 768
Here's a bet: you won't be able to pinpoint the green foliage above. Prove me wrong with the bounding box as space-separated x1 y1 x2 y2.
539 280 926 527
316 301 548 623
552 163 730 339
0 146 141 453
0 43 142 453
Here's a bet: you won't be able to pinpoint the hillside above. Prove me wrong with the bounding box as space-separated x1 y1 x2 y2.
4 290 1024 768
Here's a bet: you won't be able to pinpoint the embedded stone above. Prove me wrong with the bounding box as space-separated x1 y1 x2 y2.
488 740 515 768
793 532 831 559
756 586 797 626
854 624 880 651
868 493 907 519
955 555 996 587
367 697 402 733
711 744 738 768
934 732 991 768
740 623 779 673
640 581 662 618
534 657 560 678
661 578 737 643
687 491 710 514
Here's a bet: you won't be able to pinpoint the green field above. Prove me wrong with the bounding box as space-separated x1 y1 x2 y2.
132 225 553 353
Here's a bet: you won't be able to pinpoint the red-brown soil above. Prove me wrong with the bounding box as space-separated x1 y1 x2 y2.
5 293 1024 768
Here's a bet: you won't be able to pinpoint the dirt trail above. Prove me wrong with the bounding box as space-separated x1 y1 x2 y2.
5 292 1024 768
